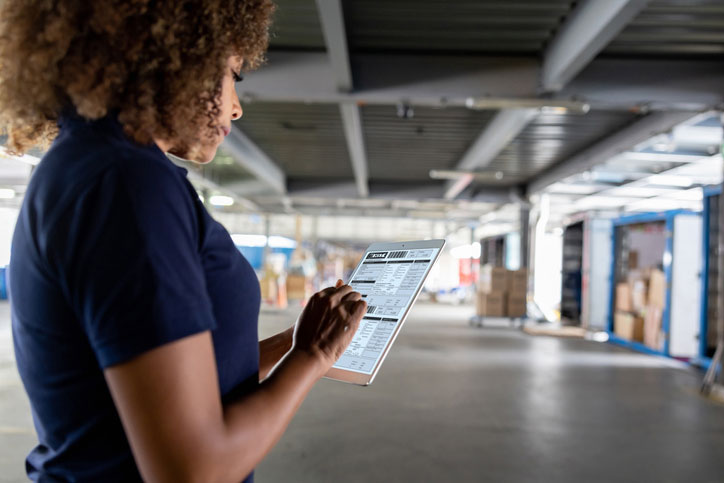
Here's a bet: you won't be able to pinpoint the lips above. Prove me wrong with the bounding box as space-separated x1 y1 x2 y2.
221 126 231 137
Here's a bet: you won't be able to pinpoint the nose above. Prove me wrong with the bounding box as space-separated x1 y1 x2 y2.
231 95 243 121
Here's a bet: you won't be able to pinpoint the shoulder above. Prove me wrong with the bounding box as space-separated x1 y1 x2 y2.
25 130 198 254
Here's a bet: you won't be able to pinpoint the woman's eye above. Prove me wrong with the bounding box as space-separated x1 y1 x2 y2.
232 70 244 83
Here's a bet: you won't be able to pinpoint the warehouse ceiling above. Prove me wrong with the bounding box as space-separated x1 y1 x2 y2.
1 0 724 232
170 0 724 227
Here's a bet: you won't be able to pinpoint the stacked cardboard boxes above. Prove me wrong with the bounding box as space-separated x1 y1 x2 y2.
476 265 528 317
644 269 666 350
613 260 665 348
286 274 310 301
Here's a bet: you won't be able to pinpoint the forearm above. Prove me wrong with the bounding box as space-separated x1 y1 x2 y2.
258 327 294 380
207 350 324 482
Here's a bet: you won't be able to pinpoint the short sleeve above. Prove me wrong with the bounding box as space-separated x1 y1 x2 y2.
49 153 217 368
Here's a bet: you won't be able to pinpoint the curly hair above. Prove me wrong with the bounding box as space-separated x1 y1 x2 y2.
0 0 274 159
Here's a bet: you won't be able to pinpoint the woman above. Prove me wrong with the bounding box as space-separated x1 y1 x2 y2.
0 1 366 481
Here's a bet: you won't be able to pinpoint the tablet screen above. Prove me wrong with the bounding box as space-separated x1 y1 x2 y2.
333 247 440 375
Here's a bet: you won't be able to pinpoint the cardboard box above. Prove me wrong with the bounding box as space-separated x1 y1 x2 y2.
506 293 527 317
476 291 505 317
259 276 277 302
507 268 528 295
615 283 632 312
643 304 664 351
479 265 508 294
286 274 308 300
648 269 666 309
613 311 644 342
614 311 644 342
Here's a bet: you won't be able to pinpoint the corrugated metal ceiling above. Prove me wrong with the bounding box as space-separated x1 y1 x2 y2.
602 0 724 58
234 102 354 182
473 110 642 187
344 0 575 56
266 0 724 59
362 105 497 182
268 0 326 51
232 101 640 189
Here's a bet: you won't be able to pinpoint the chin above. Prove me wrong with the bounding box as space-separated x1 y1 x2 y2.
168 143 219 165
196 149 217 164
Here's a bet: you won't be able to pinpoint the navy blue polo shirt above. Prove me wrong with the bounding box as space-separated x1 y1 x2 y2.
9 112 260 482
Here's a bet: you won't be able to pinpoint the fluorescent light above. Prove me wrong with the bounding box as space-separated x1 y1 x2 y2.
672 125 723 146
230 234 297 249
209 195 234 206
624 198 702 213
649 175 693 187
574 196 632 209
547 182 602 195
664 188 703 201
0 188 15 199
620 152 704 163
602 186 678 198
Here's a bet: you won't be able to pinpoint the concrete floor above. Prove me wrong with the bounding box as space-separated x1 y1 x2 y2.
2 301 724 482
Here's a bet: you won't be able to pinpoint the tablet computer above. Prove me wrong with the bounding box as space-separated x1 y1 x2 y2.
325 239 445 385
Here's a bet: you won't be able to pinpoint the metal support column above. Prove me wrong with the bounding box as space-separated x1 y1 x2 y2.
519 205 530 269
702 113 724 395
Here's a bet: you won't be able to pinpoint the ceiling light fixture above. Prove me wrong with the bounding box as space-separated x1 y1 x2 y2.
648 175 693 188
209 195 235 206
0 188 15 199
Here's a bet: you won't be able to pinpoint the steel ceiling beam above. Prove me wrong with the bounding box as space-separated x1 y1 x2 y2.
315 0 352 92
444 108 539 200
222 126 286 194
557 58 724 111
526 111 700 195
316 0 369 197
284 180 516 204
339 104 369 197
240 51 540 106
541 0 651 92
240 53 724 111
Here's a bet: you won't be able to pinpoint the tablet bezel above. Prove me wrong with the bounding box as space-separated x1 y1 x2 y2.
324 238 446 385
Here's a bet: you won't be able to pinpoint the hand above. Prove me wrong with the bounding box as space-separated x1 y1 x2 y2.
292 279 366 373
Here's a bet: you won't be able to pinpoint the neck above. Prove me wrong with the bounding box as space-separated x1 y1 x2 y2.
153 137 172 154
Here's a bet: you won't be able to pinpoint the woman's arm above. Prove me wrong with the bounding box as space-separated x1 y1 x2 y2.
259 281 344 380
258 326 293 380
104 285 365 483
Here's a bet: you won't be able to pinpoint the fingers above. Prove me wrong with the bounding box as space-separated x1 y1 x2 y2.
340 290 362 303
328 284 355 304
351 299 367 320
335 279 344 288
332 300 365 339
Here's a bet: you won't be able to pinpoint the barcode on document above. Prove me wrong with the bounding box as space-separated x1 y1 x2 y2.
389 251 408 259
366 305 377 314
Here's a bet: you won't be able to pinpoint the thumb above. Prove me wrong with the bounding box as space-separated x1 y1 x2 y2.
336 279 344 288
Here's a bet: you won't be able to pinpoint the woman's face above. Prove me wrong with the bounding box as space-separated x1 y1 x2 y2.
195 55 244 164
